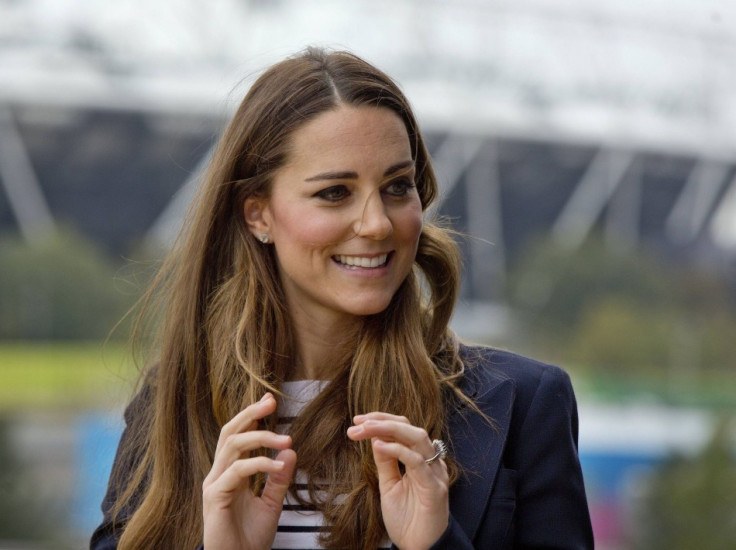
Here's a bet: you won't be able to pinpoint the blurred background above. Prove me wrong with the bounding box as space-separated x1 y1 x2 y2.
1 0 736 548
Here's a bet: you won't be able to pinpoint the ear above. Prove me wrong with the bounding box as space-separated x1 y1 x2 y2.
243 196 271 238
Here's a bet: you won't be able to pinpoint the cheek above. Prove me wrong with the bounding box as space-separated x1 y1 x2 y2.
397 205 424 243
273 205 347 248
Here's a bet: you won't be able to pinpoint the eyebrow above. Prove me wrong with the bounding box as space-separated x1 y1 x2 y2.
304 160 414 182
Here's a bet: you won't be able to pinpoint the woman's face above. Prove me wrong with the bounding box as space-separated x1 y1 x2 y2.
245 104 423 327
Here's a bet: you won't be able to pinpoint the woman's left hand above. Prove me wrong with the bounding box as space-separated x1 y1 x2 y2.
347 412 449 550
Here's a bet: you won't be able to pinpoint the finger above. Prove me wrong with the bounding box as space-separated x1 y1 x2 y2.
216 393 278 453
348 420 434 456
370 438 403 490
353 412 411 425
372 439 448 487
203 456 287 499
260 448 297 513
209 431 292 481
373 438 428 470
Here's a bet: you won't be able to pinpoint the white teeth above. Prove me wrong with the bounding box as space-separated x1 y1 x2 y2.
335 254 388 268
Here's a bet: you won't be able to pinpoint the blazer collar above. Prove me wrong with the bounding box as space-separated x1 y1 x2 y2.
446 368 515 541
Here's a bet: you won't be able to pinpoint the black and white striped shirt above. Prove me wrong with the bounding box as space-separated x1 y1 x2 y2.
273 380 391 550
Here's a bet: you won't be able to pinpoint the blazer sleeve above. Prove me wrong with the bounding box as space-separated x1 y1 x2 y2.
426 514 475 549
89 382 152 550
507 365 594 549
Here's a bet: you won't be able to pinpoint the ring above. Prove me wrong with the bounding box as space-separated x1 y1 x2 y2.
424 439 447 465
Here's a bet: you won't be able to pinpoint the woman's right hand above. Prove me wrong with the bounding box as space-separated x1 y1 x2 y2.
202 393 296 550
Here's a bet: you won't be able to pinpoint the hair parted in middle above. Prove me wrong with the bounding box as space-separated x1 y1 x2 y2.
112 47 468 550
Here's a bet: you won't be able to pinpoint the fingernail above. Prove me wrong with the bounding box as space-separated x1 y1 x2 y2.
353 414 365 421
260 393 271 402
273 460 285 469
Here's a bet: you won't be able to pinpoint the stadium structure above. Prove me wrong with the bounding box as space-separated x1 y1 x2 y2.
2 0 736 338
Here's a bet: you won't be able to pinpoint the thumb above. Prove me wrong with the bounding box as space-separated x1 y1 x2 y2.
371 438 402 493
261 448 297 512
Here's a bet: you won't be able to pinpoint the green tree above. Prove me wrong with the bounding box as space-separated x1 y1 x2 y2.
0 229 134 340
634 417 736 550
510 236 675 335
508 236 736 377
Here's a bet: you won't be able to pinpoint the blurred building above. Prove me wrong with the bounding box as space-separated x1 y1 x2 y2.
3 2 736 548
2 2 736 316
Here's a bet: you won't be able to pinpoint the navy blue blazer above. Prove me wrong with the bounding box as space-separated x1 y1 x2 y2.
91 346 593 549
429 346 594 549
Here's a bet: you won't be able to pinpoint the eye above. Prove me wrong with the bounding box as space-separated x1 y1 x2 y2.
383 177 416 197
315 185 350 202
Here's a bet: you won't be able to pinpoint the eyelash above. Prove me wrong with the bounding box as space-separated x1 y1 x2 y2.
315 178 416 202
315 186 350 202
385 177 416 196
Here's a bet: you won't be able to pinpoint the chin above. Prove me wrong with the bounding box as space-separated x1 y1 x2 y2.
349 306 390 318
343 298 394 318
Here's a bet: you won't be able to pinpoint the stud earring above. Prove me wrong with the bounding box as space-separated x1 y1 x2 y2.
259 234 271 244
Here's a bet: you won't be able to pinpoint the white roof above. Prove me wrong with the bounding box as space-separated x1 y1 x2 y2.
2 0 736 158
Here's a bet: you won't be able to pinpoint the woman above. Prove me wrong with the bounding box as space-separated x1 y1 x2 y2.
91 48 593 550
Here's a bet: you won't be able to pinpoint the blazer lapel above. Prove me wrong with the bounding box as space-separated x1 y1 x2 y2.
447 372 515 541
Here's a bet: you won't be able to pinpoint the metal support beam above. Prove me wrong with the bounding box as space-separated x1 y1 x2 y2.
552 148 635 250
428 133 486 215
605 156 642 253
0 105 55 241
465 140 505 300
146 147 214 250
666 160 729 245
709 173 736 250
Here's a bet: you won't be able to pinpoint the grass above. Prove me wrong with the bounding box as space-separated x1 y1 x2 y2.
3 341 734 412
0 341 139 412
586 370 736 409
562 361 736 410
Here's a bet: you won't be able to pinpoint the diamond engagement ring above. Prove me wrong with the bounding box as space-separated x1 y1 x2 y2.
425 439 448 465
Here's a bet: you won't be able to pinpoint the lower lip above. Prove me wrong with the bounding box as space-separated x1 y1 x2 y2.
332 254 392 277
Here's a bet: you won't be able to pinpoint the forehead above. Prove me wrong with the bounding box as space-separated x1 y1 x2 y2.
284 105 412 167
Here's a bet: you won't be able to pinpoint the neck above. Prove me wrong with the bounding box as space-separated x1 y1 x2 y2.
288 308 361 381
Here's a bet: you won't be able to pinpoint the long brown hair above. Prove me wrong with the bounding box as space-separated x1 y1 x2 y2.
111 47 468 550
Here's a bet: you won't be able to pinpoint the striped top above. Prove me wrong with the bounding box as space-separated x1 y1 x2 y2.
272 380 391 550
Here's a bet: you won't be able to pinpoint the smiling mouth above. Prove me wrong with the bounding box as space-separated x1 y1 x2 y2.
332 253 391 269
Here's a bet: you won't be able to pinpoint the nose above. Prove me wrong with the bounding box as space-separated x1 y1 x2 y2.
355 191 393 240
